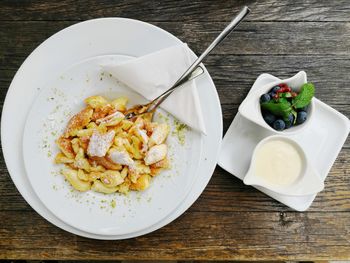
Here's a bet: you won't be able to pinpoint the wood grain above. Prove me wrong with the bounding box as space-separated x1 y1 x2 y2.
1 21 349 61
0 0 349 260
1 210 349 260
0 0 349 22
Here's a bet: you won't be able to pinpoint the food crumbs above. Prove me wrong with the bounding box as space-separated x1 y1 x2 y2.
157 113 170 124
172 119 187 145
110 199 116 208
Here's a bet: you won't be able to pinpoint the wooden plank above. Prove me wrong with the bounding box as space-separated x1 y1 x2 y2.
0 21 350 62
1 148 348 212
160 21 350 56
0 210 349 260
0 0 349 22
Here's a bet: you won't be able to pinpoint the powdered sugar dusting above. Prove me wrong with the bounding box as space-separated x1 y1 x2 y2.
109 149 135 167
144 144 167 165
96 111 124 124
87 130 115 157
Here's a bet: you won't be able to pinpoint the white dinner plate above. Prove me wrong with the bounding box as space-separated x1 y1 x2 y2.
2 18 222 239
218 73 350 211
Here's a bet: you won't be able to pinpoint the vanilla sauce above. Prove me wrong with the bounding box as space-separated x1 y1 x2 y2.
254 139 303 186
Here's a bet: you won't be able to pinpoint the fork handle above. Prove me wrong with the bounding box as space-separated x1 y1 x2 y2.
148 6 250 112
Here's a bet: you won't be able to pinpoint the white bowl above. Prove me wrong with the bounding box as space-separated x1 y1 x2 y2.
239 71 314 134
243 135 324 196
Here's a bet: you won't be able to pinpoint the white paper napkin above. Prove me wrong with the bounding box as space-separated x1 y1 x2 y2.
102 44 206 134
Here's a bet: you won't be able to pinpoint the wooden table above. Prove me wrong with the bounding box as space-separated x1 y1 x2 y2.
1 1 349 261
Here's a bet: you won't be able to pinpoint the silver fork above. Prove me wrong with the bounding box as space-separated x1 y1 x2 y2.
125 6 250 119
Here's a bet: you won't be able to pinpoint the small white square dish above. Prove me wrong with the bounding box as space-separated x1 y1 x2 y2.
218 72 350 211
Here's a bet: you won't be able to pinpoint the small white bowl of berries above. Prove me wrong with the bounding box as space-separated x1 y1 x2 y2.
239 71 315 134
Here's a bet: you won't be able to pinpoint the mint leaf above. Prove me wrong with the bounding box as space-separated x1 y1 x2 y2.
278 97 289 104
292 83 315 109
261 100 292 119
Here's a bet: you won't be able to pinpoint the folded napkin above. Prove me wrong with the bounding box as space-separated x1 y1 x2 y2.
102 44 206 134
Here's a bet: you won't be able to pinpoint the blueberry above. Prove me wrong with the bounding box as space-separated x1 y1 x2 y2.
268 92 276 98
296 111 307 124
262 111 276 125
298 105 309 112
270 86 280 93
260 93 271 103
273 119 286 131
285 114 294 128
